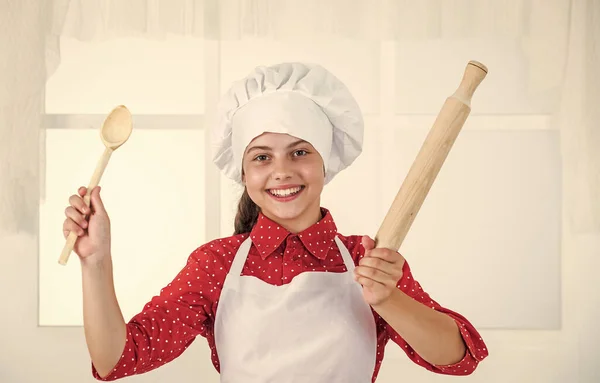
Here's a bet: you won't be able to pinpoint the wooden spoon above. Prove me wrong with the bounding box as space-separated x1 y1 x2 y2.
58 105 133 265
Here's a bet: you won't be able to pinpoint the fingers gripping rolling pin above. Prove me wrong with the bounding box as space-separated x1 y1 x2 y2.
58 105 133 265
374 61 488 251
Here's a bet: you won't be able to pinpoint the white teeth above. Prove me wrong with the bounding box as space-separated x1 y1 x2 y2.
269 186 302 197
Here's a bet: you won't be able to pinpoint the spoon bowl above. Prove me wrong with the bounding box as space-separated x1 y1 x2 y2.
101 105 133 150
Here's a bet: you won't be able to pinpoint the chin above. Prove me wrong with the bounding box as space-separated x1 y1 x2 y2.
268 205 307 221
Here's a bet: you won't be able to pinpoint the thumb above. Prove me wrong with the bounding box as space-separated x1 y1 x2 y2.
90 186 107 215
361 235 375 253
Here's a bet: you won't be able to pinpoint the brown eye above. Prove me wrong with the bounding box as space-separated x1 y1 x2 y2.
293 150 308 157
254 154 269 161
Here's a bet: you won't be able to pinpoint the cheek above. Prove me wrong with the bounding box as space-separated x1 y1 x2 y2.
243 168 267 191
301 162 326 187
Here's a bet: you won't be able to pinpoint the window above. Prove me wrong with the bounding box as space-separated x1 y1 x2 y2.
39 121 205 325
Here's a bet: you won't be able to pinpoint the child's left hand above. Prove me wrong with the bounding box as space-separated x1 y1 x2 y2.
354 235 405 306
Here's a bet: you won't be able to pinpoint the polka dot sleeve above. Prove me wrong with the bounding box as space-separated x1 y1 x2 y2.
345 236 488 376
387 261 489 375
91 246 220 381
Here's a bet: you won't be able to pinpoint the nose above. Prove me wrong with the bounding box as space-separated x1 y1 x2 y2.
271 158 292 181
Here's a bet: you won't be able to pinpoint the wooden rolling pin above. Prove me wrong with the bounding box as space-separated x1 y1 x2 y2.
374 60 488 250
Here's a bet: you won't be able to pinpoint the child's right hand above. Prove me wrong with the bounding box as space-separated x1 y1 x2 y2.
63 186 112 262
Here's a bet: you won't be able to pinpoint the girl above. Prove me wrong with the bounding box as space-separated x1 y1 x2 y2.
63 62 488 382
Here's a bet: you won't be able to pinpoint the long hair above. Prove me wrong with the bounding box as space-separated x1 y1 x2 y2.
234 186 261 235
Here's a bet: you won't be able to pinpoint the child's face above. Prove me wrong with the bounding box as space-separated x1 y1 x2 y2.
242 132 325 232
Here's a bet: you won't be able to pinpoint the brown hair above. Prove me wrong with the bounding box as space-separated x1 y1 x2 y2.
234 187 261 235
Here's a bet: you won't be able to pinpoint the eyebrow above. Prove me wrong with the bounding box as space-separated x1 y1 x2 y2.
245 139 308 154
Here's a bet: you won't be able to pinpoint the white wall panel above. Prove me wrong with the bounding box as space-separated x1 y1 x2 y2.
394 39 559 115
378 119 561 329
45 37 206 115
39 127 206 326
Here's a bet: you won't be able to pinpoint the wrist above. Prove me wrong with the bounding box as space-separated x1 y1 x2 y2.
80 250 113 270
371 288 407 313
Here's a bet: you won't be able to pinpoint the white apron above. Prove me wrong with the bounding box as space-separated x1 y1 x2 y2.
213 235 378 383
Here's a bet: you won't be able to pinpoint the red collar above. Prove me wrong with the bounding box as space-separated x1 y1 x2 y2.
249 208 338 260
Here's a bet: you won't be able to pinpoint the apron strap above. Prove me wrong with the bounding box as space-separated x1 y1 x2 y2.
228 236 253 278
334 235 357 272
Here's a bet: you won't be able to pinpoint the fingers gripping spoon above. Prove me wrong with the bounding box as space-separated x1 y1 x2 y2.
58 105 133 266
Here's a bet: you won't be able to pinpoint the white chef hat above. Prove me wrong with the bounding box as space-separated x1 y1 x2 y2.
211 62 364 185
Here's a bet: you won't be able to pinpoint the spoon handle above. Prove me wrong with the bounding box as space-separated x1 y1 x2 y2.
58 147 114 265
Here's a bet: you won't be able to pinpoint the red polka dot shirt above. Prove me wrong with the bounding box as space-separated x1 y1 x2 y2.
92 208 488 381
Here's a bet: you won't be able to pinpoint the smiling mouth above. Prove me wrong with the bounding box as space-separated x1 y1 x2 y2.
267 186 305 197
